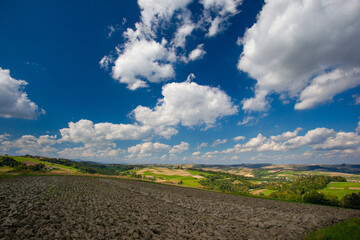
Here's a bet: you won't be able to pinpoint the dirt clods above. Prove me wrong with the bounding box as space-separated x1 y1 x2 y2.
0 176 359 239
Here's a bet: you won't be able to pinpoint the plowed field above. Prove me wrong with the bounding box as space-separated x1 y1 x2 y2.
1 176 359 239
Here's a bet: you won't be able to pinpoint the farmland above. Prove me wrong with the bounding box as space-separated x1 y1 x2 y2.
1 176 359 240
1 155 360 209
126 167 206 187
320 182 360 199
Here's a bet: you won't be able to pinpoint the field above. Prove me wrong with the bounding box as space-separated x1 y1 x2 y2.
2 156 360 202
10 156 78 173
304 217 360 240
1 176 359 240
129 167 207 187
320 182 360 199
0 166 14 173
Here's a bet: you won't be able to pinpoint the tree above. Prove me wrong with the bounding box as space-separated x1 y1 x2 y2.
302 191 328 205
342 193 360 209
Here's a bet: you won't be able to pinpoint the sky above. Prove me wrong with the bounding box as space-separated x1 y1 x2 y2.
0 0 360 164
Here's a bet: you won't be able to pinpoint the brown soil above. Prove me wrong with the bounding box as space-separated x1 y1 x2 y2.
1 176 359 240
329 187 345 190
251 189 266 195
349 187 360 190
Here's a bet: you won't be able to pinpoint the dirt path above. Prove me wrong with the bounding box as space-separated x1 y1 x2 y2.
0 176 359 240
251 189 266 195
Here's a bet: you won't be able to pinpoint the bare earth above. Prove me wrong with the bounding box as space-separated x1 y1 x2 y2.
251 189 266 195
0 176 359 240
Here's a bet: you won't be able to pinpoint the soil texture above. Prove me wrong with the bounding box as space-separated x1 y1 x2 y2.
1 176 359 239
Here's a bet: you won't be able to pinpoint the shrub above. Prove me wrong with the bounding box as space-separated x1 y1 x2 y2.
342 193 360 209
303 191 328 205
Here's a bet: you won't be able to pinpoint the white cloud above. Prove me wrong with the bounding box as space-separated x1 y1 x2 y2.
238 0 360 111
138 0 193 34
356 121 360 133
233 136 245 141
0 67 44 119
192 151 201 156
102 0 243 90
197 142 208 150
270 127 302 142
353 94 360 105
59 143 124 159
0 134 57 155
169 141 189 153
201 0 243 37
295 68 360 109
112 39 175 90
0 134 10 142
221 126 360 155
186 73 196 82
128 142 171 157
186 44 206 62
237 115 256 126
212 138 227 147
311 132 360 150
172 11 195 48
60 119 151 143
99 55 113 70
133 81 238 136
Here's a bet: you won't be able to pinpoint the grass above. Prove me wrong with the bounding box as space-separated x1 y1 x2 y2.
186 169 213 176
0 166 14 173
304 218 360 240
261 189 277 196
320 182 360 199
131 167 203 187
11 156 78 172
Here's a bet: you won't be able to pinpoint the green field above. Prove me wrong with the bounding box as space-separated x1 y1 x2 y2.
11 156 78 172
0 166 14 173
130 167 204 187
320 182 360 199
262 189 277 196
304 217 360 240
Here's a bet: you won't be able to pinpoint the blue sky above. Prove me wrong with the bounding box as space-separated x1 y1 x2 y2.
1 0 360 164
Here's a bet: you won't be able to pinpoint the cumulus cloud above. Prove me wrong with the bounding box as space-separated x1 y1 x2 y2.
353 94 360 105
212 138 227 147
0 67 44 119
128 142 171 158
0 134 57 155
237 115 256 126
270 128 303 142
192 151 201 156
59 119 151 143
356 121 360 133
112 39 175 90
201 0 243 37
197 142 208 150
138 0 193 33
169 141 190 153
295 68 360 109
184 44 206 63
102 0 243 89
59 143 124 160
220 126 360 155
238 0 360 111
99 56 113 70
233 136 245 141
132 81 238 137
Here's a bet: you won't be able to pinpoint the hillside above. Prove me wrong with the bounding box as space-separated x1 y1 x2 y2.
1 155 360 209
